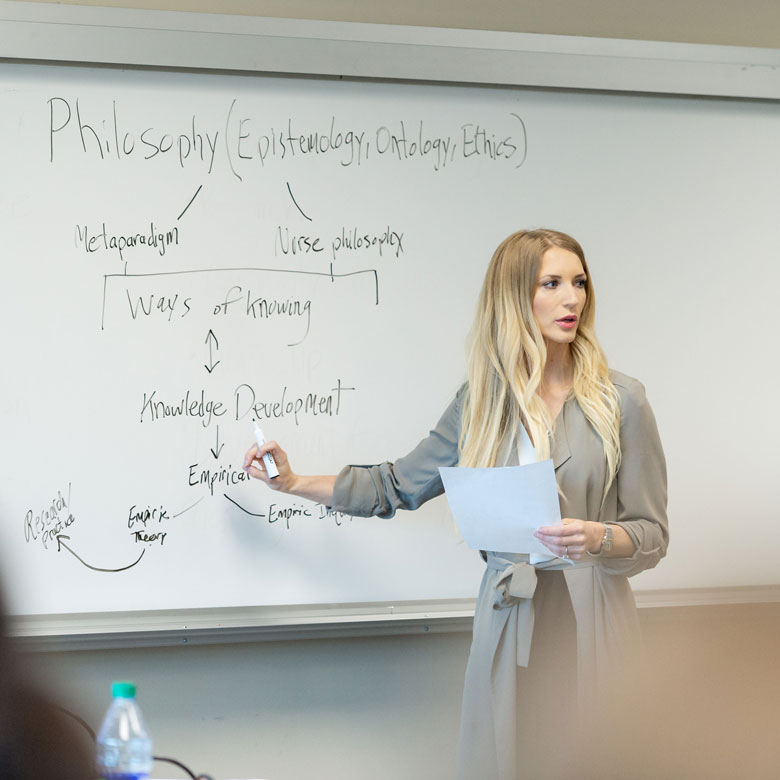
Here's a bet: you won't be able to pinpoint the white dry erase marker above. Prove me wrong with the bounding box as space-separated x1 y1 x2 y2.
252 421 280 479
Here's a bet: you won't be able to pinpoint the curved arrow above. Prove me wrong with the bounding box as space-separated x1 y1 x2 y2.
56 535 146 573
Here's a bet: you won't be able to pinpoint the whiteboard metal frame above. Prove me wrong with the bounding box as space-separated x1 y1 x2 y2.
2 1 780 643
8 585 780 650
12 600 477 651
1 0 780 99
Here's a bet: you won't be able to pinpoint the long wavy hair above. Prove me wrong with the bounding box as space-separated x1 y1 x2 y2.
459 229 621 498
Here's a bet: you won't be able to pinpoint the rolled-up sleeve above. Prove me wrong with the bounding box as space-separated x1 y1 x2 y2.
331 387 464 518
601 377 669 577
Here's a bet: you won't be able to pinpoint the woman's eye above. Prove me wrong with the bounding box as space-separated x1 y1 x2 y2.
575 279 587 288
542 280 557 288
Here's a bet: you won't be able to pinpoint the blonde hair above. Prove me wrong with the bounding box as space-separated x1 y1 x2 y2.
459 229 621 497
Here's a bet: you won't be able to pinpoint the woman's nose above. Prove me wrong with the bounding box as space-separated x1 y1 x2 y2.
563 284 579 306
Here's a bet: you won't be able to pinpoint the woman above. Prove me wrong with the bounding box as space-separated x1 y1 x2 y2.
244 229 668 780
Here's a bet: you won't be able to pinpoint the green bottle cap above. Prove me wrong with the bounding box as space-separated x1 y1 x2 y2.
111 681 137 698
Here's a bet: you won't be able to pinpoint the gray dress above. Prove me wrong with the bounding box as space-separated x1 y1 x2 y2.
331 371 668 780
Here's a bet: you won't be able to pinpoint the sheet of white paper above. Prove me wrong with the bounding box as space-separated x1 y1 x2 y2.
439 460 561 555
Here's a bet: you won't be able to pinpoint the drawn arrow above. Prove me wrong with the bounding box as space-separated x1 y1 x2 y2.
210 425 225 459
56 534 146 573
204 329 220 373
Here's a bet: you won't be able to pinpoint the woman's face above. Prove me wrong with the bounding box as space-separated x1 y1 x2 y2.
531 246 587 345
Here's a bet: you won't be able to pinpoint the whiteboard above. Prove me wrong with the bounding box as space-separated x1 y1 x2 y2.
1 42 780 634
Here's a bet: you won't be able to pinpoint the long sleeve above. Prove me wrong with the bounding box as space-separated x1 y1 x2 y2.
331 387 464 518
600 375 669 577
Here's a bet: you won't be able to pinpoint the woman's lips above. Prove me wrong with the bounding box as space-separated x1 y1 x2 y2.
555 316 578 329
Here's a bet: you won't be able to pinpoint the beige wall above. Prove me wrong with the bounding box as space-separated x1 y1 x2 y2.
9 0 780 47
28 604 780 779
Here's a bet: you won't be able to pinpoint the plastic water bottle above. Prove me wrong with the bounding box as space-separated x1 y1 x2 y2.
96 681 154 780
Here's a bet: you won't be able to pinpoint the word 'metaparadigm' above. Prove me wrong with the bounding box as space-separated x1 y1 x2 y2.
75 221 180 263
47 97 528 176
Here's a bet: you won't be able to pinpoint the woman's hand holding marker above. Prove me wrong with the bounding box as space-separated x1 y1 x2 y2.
243 427 337 505
243 438 290 489
243 422 295 493
251 421 280 479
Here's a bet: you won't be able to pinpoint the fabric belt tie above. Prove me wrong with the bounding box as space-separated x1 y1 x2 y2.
486 558 538 667
484 554 599 668
492 560 538 608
